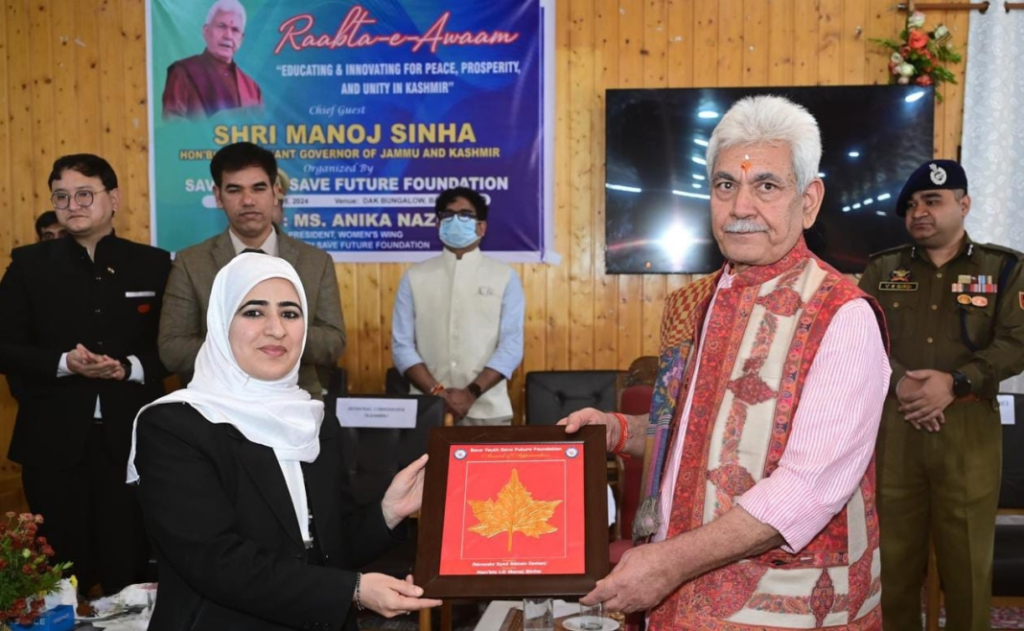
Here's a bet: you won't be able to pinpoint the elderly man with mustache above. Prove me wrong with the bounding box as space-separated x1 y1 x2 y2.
562 95 890 629
162 0 263 120
859 160 1024 630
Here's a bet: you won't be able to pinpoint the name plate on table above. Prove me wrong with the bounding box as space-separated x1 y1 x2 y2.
999 394 1015 425
336 398 417 428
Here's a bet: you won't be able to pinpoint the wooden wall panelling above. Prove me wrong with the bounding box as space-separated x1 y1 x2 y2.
121 0 151 241
506 262 525 421
52 0 79 159
356 265 383 393
0 1 13 262
615 0 646 370
743 0 770 87
97 0 126 226
665 0 696 302
931 9 947 158
818 0 843 85
718 1 744 86
866 0 898 87
591 0 620 370
74 2 102 153
546 0 571 373
378 262 406 388
0 0 12 474
7 0 34 252
639 0 668 358
693 0 720 87
842 0 868 85
794 0 821 85
667 0 695 88
941 6 968 159
568 0 596 370
28 0 56 213
768 0 796 86
336 263 358 385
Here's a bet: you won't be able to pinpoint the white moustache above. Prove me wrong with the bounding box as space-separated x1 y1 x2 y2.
724 220 768 234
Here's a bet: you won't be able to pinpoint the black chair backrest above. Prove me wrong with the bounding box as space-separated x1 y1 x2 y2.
999 393 1024 509
335 394 444 507
385 366 411 395
525 370 622 425
326 366 348 398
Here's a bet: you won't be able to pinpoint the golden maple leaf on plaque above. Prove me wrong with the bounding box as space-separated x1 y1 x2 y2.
467 468 563 552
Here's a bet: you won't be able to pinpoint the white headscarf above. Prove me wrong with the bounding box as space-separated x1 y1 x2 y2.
127 252 324 543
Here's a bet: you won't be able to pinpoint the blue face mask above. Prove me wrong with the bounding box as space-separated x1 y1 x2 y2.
439 217 480 249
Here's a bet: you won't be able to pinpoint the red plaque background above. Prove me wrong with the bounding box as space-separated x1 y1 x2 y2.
439 443 586 576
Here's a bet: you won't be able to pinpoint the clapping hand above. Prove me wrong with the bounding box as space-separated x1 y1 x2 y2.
381 454 428 530
67 344 124 380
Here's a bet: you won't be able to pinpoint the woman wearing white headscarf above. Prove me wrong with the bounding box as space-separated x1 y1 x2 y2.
128 253 440 630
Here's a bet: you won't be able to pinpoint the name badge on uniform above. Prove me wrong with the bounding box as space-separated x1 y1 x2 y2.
879 268 918 291
125 291 156 298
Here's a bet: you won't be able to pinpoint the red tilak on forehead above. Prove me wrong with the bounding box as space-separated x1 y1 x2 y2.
741 154 752 174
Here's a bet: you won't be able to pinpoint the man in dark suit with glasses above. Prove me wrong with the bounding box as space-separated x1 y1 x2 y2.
0 153 171 597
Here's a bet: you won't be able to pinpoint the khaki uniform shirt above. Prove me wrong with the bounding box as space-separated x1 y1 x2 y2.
859 234 1024 399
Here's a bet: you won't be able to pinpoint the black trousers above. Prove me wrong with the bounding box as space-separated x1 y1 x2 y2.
21 423 149 595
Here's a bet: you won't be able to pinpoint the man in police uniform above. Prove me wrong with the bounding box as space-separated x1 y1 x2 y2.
0 154 171 596
860 160 1024 630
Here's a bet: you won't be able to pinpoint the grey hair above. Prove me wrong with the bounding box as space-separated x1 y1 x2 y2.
205 0 247 30
706 95 822 192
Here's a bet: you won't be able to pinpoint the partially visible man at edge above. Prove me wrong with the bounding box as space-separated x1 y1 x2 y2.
5 212 66 400
158 142 345 399
860 160 1024 631
35 210 66 241
562 95 890 628
162 0 262 120
0 154 171 596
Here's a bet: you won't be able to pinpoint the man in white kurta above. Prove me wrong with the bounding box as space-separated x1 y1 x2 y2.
391 187 524 425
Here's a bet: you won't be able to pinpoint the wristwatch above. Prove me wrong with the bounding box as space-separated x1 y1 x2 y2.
950 370 972 397
118 357 133 381
467 383 483 399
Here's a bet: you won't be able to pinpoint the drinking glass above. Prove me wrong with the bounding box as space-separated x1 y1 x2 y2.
523 597 554 631
578 601 604 630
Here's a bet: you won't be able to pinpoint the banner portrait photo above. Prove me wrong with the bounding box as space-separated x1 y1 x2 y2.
146 0 554 262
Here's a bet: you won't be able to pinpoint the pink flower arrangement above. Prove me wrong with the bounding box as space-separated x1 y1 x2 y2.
0 513 71 626
872 11 962 102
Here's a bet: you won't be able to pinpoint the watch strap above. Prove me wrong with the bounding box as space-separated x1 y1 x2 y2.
119 357 133 381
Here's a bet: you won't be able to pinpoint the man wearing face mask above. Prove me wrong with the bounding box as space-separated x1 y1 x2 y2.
391 187 524 425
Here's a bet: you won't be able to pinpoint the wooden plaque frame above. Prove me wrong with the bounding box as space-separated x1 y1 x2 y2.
414 425 610 598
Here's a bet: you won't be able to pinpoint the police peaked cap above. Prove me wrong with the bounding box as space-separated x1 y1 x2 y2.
895 159 968 217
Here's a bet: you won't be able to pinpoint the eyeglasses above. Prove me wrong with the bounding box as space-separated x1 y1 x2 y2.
51 189 107 210
437 210 478 222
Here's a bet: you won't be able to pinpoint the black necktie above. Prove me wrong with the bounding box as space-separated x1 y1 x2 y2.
242 248 266 255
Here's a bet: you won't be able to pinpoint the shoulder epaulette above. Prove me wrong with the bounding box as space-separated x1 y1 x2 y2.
867 244 912 259
975 242 1024 261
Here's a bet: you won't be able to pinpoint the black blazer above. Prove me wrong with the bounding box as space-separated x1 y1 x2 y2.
0 234 171 465
135 403 405 631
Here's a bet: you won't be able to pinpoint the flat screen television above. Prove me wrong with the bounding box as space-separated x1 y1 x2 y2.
605 85 935 274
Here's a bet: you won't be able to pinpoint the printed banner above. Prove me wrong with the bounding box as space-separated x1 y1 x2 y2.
146 0 554 262
439 442 586 576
